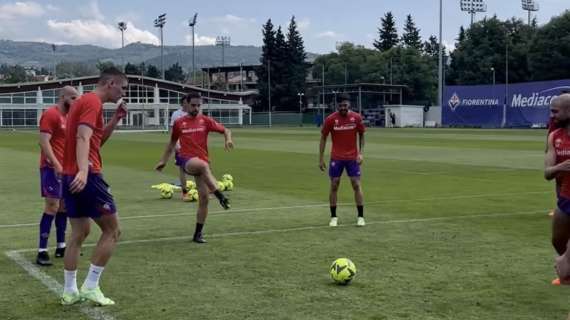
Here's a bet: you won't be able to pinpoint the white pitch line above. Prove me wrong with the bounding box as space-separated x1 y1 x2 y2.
4 251 115 320
0 190 551 229
7 209 545 254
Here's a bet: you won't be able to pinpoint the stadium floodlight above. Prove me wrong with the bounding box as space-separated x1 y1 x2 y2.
118 22 127 48
521 0 539 25
215 36 231 67
460 0 487 25
154 13 167 79
189 13 198 84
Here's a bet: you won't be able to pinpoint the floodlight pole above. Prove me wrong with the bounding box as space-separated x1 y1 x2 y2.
297 92 304 126
438 0 443 110
189 13 198 84
154 14 167 79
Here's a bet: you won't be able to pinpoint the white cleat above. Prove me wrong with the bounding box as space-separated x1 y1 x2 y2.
356 217 366 227
329 217 338 227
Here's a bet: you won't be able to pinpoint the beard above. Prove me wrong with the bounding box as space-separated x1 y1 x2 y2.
189 111 199 117
63 101 71 112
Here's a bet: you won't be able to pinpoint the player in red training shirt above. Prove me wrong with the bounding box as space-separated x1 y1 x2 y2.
36 86 79 266
319 94 366 227
544 94 570 285
60 67 127 306
155 92 233 243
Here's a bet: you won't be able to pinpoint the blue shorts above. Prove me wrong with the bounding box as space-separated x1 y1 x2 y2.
40 167 62 199
329 160 361 178
175 152 187 167
63 173 117 219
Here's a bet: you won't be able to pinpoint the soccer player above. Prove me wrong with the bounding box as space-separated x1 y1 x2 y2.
319 94 366 227
544 93 570 285
170 103 191 201
36 86 79 266
155 92 233 243
60 67 127 306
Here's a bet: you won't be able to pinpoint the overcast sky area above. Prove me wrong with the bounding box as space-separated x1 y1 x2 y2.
0 0 568 53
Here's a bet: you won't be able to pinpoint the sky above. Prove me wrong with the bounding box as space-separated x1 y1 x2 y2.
0 0 568 53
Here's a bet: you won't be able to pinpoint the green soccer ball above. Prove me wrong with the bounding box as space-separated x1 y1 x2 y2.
217 181 227 191
186 180 196 190
330 258 357 285
160 188 173 199
189 189 199 201
222 174 233 182
224 181 234 191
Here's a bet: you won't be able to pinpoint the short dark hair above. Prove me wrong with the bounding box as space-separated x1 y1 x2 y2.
336 93 351 104
181 92 202 104
98 67 126 85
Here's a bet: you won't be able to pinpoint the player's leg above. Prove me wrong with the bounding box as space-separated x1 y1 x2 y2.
176 152 191 201
192 174 210 243
551 201 570 285
37 197 58 266
346 160 365 226
328 160 343 226
54 199 67 258
185 158 230 209
62 217 90 305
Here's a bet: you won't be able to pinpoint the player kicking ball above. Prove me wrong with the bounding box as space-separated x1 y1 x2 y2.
155 92 233 243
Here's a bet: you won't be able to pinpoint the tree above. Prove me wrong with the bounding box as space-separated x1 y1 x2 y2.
165 63 185 82
145 64 160 78
529 10 570 81
4 65 27 83
124 62 141 75
402 14 422 51
96 60 115 72
56 62 97 78
374 12 399 51
281 16 308 110
256 19 277 111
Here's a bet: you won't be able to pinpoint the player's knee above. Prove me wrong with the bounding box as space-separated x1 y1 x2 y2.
44 201 59 214
113 228 121 242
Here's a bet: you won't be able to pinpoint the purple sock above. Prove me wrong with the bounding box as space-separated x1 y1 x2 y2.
38 213 54 250
55 212 67 244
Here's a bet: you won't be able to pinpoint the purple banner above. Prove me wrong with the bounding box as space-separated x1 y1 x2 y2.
443 79 570 128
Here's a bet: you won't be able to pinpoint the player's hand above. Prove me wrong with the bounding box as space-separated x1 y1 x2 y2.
225 140 234 151
557 160 570 172
319 159 327 171
357 153 364 165
69 170 88 194
556 254 570 285
115 99 127 120
54 162 63 176
155 161 167 172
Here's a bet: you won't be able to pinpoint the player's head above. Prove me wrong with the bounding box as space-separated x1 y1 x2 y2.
551 94 570 127
336 94 351 116
58 86 79 113
181 92 202 117
97 67 128 104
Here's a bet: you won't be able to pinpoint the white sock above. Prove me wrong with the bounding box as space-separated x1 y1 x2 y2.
38 248 48 253
57 242 66 249
83 264 104 290
63 269 78 294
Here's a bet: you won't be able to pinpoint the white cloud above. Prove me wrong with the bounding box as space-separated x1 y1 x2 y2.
47 19 159 47
297 18 311 31
185 33 216 46
0 1 44 19
316 31 343 39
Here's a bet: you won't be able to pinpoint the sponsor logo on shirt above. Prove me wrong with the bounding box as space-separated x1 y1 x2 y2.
333 123 357 131
182 127 206 134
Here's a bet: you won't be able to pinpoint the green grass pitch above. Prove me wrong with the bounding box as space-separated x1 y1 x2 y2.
0 127 567 319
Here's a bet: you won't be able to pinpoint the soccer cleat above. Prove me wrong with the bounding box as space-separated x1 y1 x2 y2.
356 217 366 227
61 291 82 305
192 233 207 244
55 247 66 258
552 278 561 285
36 251 53 266
329 217 338 227
80 286 115 306
219 197 231 210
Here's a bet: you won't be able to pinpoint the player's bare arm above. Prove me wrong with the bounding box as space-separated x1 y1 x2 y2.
155 140 177 171
357 132 365 165
102 100 127 146
70 125 92 193
319 134 327 171
39 132 63 174
223 128 234 151
545 133 570 180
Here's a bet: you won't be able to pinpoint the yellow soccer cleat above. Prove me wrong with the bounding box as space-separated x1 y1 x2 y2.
80 286 115 306
61 291 82 306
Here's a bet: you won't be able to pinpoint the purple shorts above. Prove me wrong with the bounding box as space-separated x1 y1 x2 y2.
40 167 62 199
329 159 361 178
558 196 570 215
175 152 187 167
63 173 117 219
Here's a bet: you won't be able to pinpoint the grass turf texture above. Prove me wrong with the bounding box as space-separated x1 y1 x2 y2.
0 127 566 319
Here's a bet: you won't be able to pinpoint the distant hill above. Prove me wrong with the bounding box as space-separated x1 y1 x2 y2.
0 40 317 70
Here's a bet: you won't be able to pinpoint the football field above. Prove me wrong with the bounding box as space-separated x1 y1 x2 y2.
0 127 567 320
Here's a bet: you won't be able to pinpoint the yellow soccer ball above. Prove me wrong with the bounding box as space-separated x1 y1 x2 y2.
222 174 233 182
329 258 357 285
160 188 173 199
224 181 234 191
